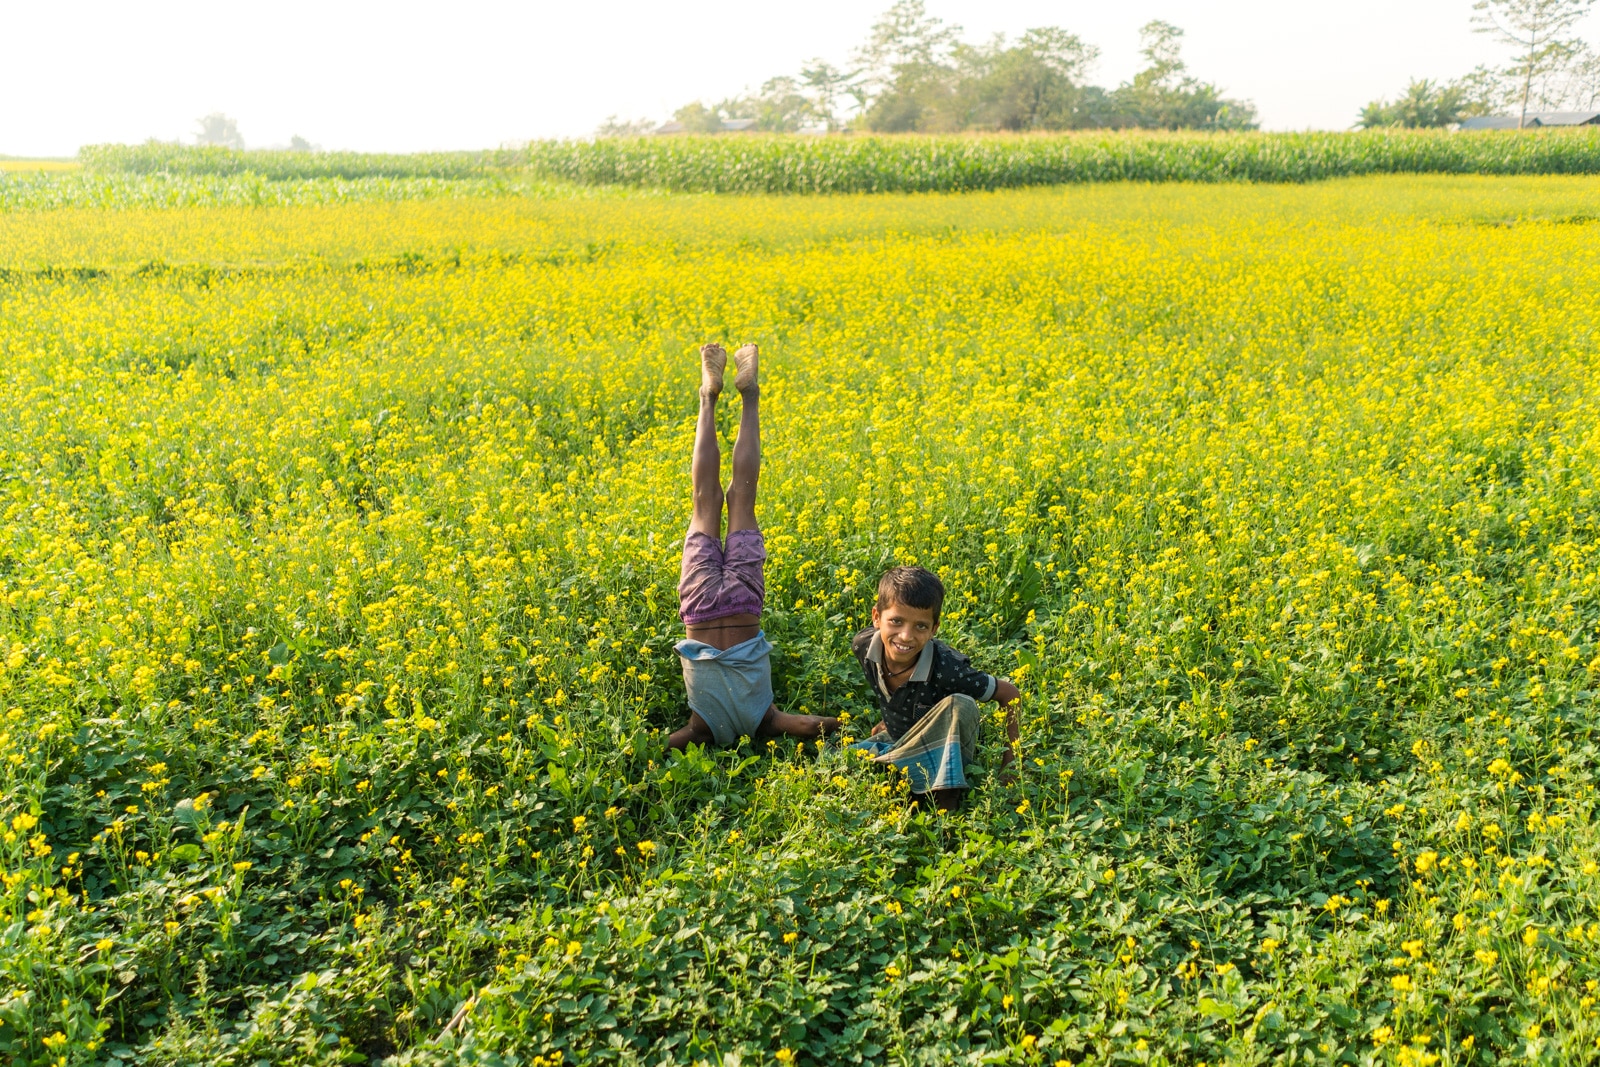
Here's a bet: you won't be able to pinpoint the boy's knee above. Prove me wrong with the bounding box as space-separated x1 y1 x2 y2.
668 713 717 750
947 694 980 724
943 694 981 763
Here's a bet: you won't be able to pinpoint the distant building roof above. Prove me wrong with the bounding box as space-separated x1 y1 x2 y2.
653 118 760 135
1460 111 1600 130
1534 111 1600 126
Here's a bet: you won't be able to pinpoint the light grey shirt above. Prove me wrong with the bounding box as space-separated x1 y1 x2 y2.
675 631 775 746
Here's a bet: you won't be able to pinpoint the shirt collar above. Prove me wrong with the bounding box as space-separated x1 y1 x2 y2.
866 632 937 686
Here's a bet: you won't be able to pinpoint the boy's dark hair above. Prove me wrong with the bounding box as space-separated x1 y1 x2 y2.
876 566 945 621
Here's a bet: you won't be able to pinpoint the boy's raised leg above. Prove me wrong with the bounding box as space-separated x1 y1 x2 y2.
726 343 760 534
690 343 727 540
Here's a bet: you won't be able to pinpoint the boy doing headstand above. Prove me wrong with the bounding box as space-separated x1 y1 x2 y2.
668 343 838 751
850 566 1020 810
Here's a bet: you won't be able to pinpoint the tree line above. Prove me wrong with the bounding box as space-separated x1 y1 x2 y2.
1360 0 1600 127
599 2 1256 136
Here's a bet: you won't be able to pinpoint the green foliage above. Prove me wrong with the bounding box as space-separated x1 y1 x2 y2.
667 4 1252 136
724 78 818 133
1359 80 1472 129
948 28 1101 132
1098 22 1257 132
670 104 727 135
833 8 1252 133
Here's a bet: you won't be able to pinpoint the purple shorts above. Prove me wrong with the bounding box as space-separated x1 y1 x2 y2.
678 530 765 625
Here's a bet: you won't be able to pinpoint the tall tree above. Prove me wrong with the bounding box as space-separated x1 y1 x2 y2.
1473 0 1594 126
853 0 962 131
1562 47 1600 108
799 59 861 130
723 77 815 132
854 0 961 84
952 28 1100 130
1451 65 1512 116
671 102 725 134
1107 22 1256 130
195 113 244 149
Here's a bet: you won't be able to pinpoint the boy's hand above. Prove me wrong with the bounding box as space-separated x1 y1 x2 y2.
871 721 887 737
994 677 1021 785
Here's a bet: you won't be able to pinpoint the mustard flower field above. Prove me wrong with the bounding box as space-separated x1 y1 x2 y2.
3 175 1600 1066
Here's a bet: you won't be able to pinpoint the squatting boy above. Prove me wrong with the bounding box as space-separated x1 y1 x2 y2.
850 566 1020 810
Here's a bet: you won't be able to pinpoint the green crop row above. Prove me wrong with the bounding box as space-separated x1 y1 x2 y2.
79 130 1600 195
0 170 603 213
77 143 524 181
523 129 1600 193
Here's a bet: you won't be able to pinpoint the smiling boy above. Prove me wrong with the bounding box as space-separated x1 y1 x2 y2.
849 566 1020 810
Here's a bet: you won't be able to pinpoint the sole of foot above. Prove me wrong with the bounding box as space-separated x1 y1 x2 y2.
734 343 758 394
701 343 727 395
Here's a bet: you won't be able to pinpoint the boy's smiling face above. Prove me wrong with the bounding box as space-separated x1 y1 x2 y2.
872 599 938 669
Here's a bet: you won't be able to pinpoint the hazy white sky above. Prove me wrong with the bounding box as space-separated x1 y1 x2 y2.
4 0 1595 156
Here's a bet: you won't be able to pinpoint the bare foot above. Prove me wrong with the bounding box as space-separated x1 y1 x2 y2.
733 343 759 394
700 343 727 396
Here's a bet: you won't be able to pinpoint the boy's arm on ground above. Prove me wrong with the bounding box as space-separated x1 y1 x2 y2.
993 678 1021 782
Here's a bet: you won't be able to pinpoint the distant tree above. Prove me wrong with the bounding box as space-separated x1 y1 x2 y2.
288 134 317 151
1473 0 1594 125
595 116 656 137
1106 22 1256 130
717 77 817 131
657 4 1264 136
195 112 245 149
799 59 861 130
671 102 726 134
1357 79 1469 127
853 0 963 131
952 28 1100 130
855 0 961 82
1561 47 1600 108
1451 64 1512 115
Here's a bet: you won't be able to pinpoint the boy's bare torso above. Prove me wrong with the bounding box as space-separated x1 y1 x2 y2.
685 612 760 651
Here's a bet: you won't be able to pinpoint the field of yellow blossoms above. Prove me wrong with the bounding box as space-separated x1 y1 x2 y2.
2 174 1600 1066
